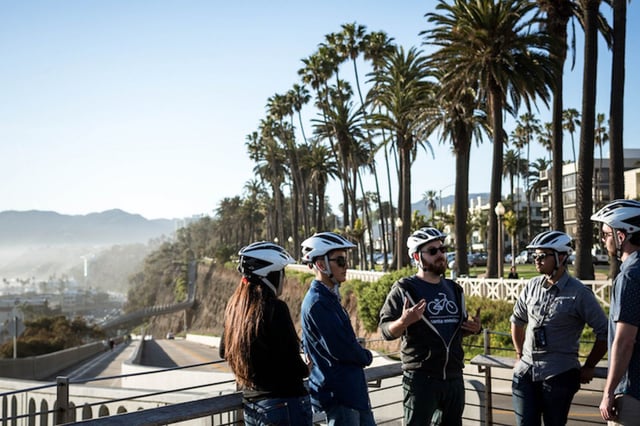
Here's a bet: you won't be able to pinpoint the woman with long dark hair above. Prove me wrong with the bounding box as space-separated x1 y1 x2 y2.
220 241 311 425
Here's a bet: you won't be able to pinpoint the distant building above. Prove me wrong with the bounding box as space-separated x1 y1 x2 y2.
537 149 640 237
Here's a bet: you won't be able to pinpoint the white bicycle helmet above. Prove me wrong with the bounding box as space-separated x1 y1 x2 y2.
407 227 446 256
238 241 295 295
300 232 356 264
591 199 640 234
526 231 573 254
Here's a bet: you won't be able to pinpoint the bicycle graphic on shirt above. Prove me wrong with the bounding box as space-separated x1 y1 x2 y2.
427 292 459 316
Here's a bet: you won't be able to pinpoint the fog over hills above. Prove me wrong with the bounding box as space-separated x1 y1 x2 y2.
0 209 175 246
0 209 176 282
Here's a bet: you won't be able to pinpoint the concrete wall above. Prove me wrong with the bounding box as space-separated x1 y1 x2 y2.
0 341 108 380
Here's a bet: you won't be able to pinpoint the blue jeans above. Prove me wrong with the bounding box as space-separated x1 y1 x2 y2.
324 404 376 426
243 395 312 425
512 368 580 426
402 371 464 426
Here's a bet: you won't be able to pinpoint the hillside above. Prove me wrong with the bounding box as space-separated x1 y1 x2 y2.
0 209 176 285
143 263 395 352
0 209 174 246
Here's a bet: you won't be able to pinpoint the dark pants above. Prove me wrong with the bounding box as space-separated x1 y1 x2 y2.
403 370 464 426
512 368 580 426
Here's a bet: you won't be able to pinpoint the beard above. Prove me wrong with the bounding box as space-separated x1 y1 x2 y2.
422 257 447 276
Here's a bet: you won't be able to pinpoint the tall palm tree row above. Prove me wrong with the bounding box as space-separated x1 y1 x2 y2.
210 2 626 276
423 0 557 277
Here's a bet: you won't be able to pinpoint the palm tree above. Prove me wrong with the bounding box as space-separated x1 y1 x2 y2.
575 0 602 280
609 0 627 203
537 122 554 162
423 0 556 277
594 112 609 209
304 138 340 231
367 46 435 268
503 149 528 205
510 114 540 242
535 0 611 233
419 72 487 277
422 190 438 222
562 108 581 165
362 30 396 268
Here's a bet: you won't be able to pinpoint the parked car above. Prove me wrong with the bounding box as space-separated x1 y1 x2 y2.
592 248 609 265
470 252 488 266
515 250 532 264
373 252 393 268
447 252 482 268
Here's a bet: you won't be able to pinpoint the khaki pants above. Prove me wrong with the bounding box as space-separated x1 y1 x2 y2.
609 394 640 426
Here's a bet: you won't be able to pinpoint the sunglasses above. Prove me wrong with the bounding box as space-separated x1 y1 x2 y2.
531 252 551 261
421 246 447 256
328 256 348 267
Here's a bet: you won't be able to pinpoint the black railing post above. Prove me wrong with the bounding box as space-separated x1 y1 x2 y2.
483 329 493 426
55 376 71 425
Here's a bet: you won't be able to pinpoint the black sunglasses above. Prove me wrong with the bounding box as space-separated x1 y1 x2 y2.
328 256 348 267
421 246 447 256
531 252 551 261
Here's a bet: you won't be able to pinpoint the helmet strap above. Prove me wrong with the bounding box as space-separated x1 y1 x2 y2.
259 276 278 297
312 255 341 291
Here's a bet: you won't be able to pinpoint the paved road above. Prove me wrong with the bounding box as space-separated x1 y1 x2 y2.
50 337 228 386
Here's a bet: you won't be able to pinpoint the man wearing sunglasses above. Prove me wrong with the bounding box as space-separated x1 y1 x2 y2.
510 230 608 426
300 232 375 426
379 227 481 426
591 199 640 425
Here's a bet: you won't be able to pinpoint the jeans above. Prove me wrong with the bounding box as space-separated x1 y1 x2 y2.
324 404 376 426
512 368 580 426
402 370 465 426
243 395 312 425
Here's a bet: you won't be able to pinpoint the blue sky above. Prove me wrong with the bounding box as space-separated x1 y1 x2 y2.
1 1 638 220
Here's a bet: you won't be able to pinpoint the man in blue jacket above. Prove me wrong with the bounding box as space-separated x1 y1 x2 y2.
379 227 481 426
300 232 375 426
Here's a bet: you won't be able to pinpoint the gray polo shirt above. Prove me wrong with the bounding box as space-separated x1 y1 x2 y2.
511 271 608 381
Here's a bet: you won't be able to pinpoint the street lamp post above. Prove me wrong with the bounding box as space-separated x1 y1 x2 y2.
287 236 293 252
395 218 403 270
494 201 506 278
438 183 456 215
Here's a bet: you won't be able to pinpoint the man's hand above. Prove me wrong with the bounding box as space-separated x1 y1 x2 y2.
580 366 595 384
462 308 482 335
400 297 426 327
600 392 617 421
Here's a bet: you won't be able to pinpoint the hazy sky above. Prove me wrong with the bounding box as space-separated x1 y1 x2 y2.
1 2 639 220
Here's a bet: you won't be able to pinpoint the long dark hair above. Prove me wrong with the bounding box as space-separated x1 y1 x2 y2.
223 274 275 387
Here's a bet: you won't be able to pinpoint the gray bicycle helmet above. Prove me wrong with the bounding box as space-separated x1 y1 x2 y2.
300 232 356 264
591 199 640 234
526 231 573 254
407 227 446 256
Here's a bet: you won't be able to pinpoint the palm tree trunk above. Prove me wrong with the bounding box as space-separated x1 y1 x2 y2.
608 0 627 279
575 0 599 280
487 87 504 278
454 136 472 277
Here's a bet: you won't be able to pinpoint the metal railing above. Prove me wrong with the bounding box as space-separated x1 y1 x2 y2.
0 332 607 425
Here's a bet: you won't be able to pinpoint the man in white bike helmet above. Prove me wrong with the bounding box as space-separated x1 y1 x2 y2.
379 227 481 426
300 232 375 426
591 199 640 424
510 230 608 426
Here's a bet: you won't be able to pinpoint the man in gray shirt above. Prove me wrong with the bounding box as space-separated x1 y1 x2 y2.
511 231 608 426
